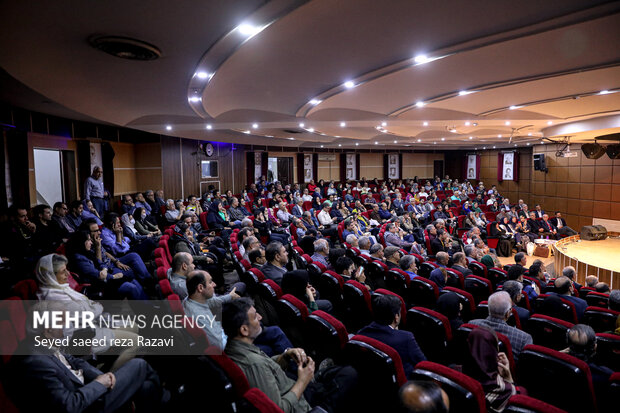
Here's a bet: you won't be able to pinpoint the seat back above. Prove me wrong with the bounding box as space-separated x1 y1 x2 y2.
464 275 493 304
305 310 349 364
276 294 308 347
454 324 516 378
446 268 465 289
505 394 567 413
411 361 486 413
256 279 282 304
374 289 407 327
366 260 388 290
532 294 578 324
344 335 407 412
584 292 610 308
418 261 438 278
342 280 373 333
468 261 487 278
583 306 619 333
405 307 452 363
159 278 173 298
11 279 38 300
526 314 573 351
442 287 476 321
487 268 508 288
594 333 620 372
518 345 597 413
239 388 284 413
316 271 344 310
409 277 439 309
385 269 411 305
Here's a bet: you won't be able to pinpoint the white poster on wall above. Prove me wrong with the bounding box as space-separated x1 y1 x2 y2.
254 152 262 182
388 154 399 179
303 154 313 183
467 154 477 179
502 152 515 181
345 154 356 180
89 142 102 173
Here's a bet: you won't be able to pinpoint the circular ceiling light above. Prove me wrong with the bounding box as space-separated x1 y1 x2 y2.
88 35 162 60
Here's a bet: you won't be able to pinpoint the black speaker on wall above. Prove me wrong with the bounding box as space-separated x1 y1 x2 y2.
606 144 620 159
581 143 606 159
533 153 547 172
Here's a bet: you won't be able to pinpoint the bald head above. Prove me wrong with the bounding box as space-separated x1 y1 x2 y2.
436 252 449 266
399 381 449 413
554 276 572 295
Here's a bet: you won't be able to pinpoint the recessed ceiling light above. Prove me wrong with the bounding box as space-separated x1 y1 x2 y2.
449 129 457 133
196 71 211 79
343 81 355 89
541 141 545 144
459 90 474 96
413 54 430 64
335 135 340 138
514 144 517 147
309 99 322 105
394 140 398 144
423 121 428 126
433 142 437 144
441 137 445 141
243 130 250 134
498 134 502 138
375 141 378 145
320 145 324 148
469 136 473 140
320 133 326 136
528 132 532 136
599 90 611 95
252 123 259 129
472 122 478 126
416 101 425 108
465 121 471 126
547 121 553 125
509 105 523 110
299 122 305 128
483 147 486 150
165 125 172 131
505 121 511 126
417 139 422 142
237 23 264 37
355 143 359 146
382 130 387 133
381 122 387 127
188 96 202 103
526 143 530 146
206 124 212 130
338 144 342 147
288 137 295 140
308 128 314 132
340 122 346 127
493 146 496 149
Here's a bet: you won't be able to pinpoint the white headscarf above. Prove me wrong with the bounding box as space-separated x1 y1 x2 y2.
121 213 138 235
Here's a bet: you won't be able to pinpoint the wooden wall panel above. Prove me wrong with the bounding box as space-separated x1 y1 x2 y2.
161 136 182 200
359 153 384 179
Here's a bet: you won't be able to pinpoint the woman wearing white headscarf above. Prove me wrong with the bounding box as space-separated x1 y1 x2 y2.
120 212 157 261
36 253 139 370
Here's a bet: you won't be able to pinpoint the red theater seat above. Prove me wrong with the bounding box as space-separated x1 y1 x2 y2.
505 394 567 413
405 307 452 364
526 314 573 351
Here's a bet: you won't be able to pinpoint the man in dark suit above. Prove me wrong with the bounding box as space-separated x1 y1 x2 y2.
534 204 545 219
430 229 451 255
503 280 530 327
550 211 578 237
527 212 542 239
539 214 558 239
358 294 426 378
549 276 588 321
450 252 473 277
5 308 165 413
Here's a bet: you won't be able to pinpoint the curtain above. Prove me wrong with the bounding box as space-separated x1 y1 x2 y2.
6 129 29 207
246 151 255 185
101 142 115 198
339 153 346 182
0 130 7 208
497 152 504 182
261 152 268 179
383 154 389 180
513 152 520 182
398 153 403 180
297 153 305 184
76 140 91 198
312 153 318 181
356 154 360 181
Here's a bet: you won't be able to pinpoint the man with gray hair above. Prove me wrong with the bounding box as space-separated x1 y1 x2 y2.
345 233 359 248
358 236 371 256
311 238 331 269
609 289 620 312
503 280 530 326
469 291 533 358
369 243 384 261
549 275 587 321
562 265 582 290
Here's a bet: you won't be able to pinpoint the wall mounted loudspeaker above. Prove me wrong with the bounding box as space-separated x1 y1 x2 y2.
533 153 547 172
606 144 620 159
581 143 606 159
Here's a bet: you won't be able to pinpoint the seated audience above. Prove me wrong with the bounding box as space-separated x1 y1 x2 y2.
281 269 333 314
399 381 450 413
502 280 530 326
167 252 195 299
548 275 587 321
435 292 464 332
384 246 402 269
399 254 419 281
429 252 450 291
261 241 289 285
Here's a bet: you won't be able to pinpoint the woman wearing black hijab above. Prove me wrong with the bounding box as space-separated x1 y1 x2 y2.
463 327 516 412
281 270 333 314
435 292 464 332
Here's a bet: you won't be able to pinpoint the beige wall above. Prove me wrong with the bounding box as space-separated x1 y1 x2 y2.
402 153 444 179
317 158 339 181
359 153 384 179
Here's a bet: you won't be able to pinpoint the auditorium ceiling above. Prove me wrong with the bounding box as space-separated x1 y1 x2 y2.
1 0 619 149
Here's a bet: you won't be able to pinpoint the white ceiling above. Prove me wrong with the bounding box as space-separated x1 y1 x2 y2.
1 0 619 149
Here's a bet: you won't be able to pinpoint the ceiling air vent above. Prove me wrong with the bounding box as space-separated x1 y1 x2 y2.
88 35 161 61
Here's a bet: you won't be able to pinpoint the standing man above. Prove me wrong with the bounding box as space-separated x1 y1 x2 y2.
84 166 108 217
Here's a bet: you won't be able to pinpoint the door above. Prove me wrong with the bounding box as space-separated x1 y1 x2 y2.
277 157 293 185
433 160 444 178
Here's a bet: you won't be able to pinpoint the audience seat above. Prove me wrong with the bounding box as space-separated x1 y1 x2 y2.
156 266 168 281
455 324 516 378
342 280 373 333
159 238 174 263
409 277 439 309
256 279 282 305
154 247 169 267
532 294 578 324
411 361 486 413
518 344 597 413
584 292 609 308
158 279 173 298
464 275 493 304
11 279 37 300
276 294 309 347
578 286 596 300
418 261 438 278
523 275 544 294
505 395 567 413
526 314 573 351
0 320 17 364
487 267 508 288
385 269 411 305
405 307 452 363
305 310 349 364
445 268 465 289
239 388 284 413
442 286 476 321
594 333 620 372
344 335 407 412
0 297 26 342
366 259 388 290
316 270 344 307
468 260 488 278
166 294 183 316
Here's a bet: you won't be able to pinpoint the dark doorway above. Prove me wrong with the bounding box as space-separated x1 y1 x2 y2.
276 157 294 185
433 160 444 178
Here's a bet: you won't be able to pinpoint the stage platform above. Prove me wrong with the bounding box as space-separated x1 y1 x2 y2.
553 235 620 289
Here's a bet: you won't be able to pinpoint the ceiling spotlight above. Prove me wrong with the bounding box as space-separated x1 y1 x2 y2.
493 146 496 149
547 121 553 125
472 122 478 126
320 145 324 148
237 23 264 37
355 143 359 146
483 147 486 150
243 130 250 134
528 132 532 136
394 140 398 144
449 129 457 133
423 121 428 126
514 144 517 147
375 141 378 145
433 142 437 145
469 136 473 140
343 81 355 89
498 134 502 138
340 122 346 127
505 121 511 126
381 122 387 127
417 139 422 142
509 105 522 110
206 124 212 130
441 138 445 141
382 130 387 133
165 125 172 131
196 71 211 79
599 90 612 95
308 128 314 132
188 96 202 103
288 137 295 140
526 143 530 146
299 122 305 128
458 90 474 96
309 99 322 105
252 123 259 129
465 121 471 126
413 54 430 64
335 135 340 138
416 101 425 108
338 144 342 147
